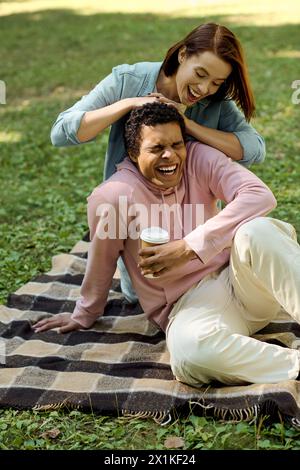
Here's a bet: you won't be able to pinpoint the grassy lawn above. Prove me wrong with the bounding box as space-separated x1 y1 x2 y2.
0 0 299 450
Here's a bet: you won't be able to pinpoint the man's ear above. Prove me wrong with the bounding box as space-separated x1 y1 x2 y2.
128 152 138 163
178 46 187 64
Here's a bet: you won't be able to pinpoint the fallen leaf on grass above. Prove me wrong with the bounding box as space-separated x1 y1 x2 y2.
40 428 61 439
164 436 185 449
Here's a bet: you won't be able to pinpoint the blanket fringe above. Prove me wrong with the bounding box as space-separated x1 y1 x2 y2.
122 409 172 425
290 417 300 429
122 401 260 426
32 402 80 411
189 400 260 424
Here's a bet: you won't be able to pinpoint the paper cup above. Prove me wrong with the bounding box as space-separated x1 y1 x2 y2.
140 227 170 278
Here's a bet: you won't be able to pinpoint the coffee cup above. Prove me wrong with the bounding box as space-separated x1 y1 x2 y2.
140 227 170 279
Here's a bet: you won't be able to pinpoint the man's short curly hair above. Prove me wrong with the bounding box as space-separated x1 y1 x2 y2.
124 102 186 159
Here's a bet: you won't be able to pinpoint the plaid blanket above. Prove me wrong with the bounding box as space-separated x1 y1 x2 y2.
1 239 300 427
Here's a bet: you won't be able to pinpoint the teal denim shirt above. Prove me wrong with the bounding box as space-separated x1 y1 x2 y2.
51 62 266 179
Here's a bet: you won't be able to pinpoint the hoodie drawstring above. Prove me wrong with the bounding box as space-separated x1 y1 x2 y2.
160 188 183 239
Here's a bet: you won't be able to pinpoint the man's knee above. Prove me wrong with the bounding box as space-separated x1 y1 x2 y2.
232 217 276 268
234 217 297 256
170 328 230 385
235 217 274 246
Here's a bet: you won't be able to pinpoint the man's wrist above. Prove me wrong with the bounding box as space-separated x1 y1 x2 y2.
183 240 197 260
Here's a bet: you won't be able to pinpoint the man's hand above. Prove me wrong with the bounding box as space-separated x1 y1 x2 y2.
138 239 196 277
32 313 82 334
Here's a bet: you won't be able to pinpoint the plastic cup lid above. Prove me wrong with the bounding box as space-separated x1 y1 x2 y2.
140 227 170 244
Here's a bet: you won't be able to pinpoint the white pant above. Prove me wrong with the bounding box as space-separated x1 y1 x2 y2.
166 217 300 385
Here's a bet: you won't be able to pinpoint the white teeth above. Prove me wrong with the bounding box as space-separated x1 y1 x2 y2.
157 165 177 175
158 165 176 171
189 86 201 98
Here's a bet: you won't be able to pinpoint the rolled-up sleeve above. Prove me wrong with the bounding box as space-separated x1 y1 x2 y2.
218 100 266 166
50 67 122 146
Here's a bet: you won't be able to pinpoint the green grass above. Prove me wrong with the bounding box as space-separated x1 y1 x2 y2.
1 409 300 450
0 1 300 450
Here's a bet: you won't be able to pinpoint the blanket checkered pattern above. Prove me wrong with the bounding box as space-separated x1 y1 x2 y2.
1 239 300 426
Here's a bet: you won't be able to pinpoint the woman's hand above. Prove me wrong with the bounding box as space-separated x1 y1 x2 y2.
138 239 196 277
130 95 160 108
148 93 187 116
32 313 82 334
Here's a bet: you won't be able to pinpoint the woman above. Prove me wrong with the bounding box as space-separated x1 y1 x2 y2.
51 22 265 302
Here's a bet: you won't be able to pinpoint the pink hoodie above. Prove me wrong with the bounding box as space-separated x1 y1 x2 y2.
71 141 276 331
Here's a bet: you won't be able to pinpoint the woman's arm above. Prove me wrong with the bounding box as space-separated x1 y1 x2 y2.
77 96 157 143
216 100 266 166
50 64 158 147
151 93 265 166
183 118 243 161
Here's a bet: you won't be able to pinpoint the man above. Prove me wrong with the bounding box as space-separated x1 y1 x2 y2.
33 102 300 386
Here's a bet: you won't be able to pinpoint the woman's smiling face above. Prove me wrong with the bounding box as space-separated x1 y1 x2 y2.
175 49 232 106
